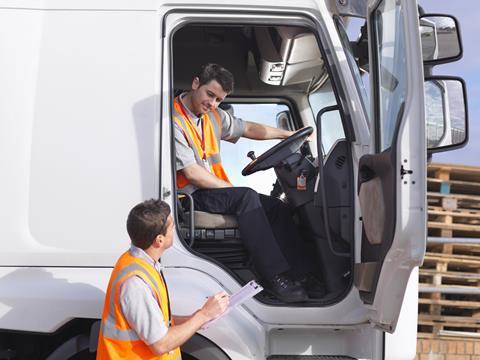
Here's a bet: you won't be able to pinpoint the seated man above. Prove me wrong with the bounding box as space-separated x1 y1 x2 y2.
174 63 323 303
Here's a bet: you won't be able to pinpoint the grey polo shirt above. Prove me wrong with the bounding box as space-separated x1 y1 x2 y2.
119 245 168 345
174 93 246 178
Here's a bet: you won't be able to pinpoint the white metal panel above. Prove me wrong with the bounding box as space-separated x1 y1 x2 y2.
0 9 161 265
0 267 110 332
167 267 266 360
0 10 43 252
384 267 419 360
267 326 381 359
0 0 320 11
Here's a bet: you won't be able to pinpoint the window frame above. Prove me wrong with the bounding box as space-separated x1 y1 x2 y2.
333 16 370 123
370 0 408 154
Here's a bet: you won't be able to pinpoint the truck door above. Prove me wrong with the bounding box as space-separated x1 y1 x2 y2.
354 0 426 332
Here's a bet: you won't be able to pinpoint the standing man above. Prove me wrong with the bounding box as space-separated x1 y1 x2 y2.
174 63 324 303
97 199 229 359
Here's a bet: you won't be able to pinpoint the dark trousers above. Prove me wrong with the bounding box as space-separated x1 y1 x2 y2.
191 187 314 279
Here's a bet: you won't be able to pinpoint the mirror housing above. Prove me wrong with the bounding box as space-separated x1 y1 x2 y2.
425 76 468 154
420 15 463 65
276 110 293 130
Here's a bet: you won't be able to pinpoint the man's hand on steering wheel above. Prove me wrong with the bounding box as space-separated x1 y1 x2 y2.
241 127 314 176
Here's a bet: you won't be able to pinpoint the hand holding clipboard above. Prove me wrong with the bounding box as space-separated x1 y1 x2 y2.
202 280 263 329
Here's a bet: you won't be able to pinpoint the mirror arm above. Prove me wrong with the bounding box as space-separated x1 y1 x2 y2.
423 65 433 78
315 105 350 258
418 5 425 16
351 23 369 72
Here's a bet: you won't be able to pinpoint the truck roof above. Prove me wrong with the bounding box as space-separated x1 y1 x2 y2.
0 0 328 11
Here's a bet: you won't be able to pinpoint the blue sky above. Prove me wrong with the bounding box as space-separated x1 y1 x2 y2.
420 0 479 165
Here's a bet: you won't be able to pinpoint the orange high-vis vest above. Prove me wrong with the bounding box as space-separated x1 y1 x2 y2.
96 251 181 360
173 96 231 189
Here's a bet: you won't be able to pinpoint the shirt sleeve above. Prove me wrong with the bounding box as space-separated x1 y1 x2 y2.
120 275 168 345
174 123 197 170
218 108 246 143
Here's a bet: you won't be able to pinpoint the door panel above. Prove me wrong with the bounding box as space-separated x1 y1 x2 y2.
356 152 395 302
355 0 427 332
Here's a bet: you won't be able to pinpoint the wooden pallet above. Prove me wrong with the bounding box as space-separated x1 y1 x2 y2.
426 243 480 257
418 314 480 334
418 292 480 333
429 206 480 225
423 252 480 271
428 164 480 185
419 297 480 310
418 288 480 335
420 164 480 337
420 268 480 287
428 192 480 211
427 191 480 238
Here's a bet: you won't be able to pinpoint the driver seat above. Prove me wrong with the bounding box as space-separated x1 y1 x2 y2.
180 208 240 243
185 211 238 229
177 191 239 239
178 194 247 270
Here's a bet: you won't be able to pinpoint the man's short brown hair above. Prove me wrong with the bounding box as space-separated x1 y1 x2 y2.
126 199 171 250
197 63 234 94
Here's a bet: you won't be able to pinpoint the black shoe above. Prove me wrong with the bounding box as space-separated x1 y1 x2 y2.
298 273 326 299
264 273 308 303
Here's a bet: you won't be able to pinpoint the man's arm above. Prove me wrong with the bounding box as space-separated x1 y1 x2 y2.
171 315 191 325
242 121 294 140
149 292 229 356
181 163 232 189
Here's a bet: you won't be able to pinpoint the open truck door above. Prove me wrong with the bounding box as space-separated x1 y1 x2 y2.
354 0 426 332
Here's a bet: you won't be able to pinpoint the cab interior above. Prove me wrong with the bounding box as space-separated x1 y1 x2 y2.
172 22 356 306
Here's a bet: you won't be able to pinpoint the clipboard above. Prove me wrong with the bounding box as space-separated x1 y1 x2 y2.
201 280 263 329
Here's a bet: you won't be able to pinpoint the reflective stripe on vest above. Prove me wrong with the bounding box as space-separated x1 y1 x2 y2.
97 252 181 360
102 263 160 340
173 96 230 189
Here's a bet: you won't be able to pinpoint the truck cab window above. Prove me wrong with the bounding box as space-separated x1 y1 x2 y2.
335 17 370 121
373 0 407 151
308 80 345 156
221 103 290 195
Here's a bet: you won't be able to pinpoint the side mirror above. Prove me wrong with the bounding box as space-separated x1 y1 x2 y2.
420 15 462 65
276 110 292 130
312 105 345 158
425 77 468 153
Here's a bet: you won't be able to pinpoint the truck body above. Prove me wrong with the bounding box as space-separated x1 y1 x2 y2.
0 0 467 359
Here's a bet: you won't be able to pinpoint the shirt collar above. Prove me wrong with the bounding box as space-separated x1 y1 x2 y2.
129 244 163 272
179 92 202 126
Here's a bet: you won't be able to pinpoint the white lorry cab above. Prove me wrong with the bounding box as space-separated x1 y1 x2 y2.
0 0 468 359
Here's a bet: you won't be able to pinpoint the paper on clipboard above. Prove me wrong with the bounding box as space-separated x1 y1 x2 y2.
201 280 263 329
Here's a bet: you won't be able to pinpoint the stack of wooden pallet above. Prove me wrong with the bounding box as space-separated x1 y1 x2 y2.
418 163 480 338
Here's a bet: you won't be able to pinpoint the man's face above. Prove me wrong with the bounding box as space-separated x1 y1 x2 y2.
190 79 228 115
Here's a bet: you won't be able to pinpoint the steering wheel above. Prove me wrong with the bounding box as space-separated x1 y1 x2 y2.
241 126 313 176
